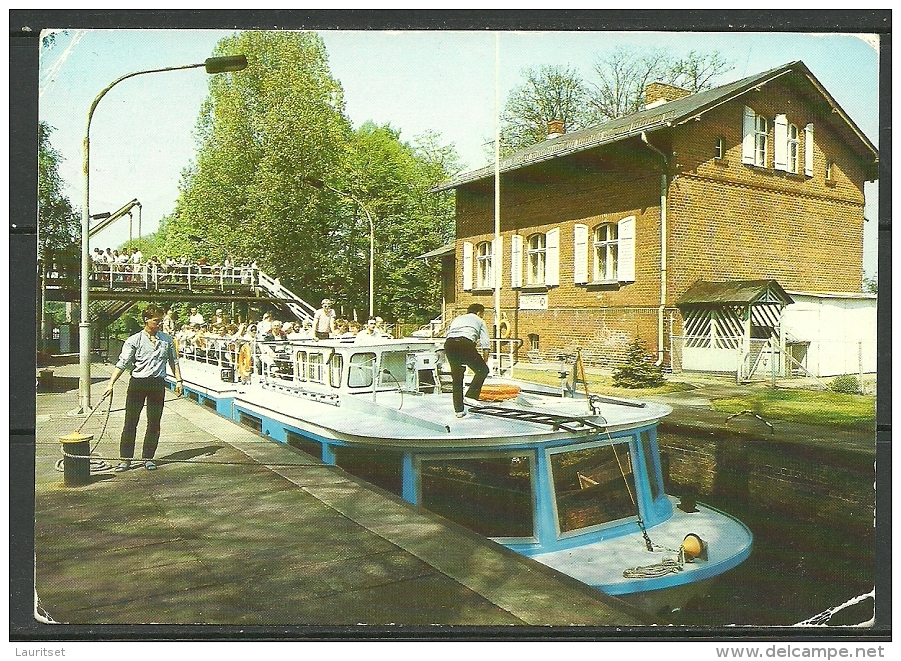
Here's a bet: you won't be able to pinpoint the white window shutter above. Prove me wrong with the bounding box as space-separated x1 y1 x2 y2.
774 114 788 171
545 228 560 287
618 216 636 282
511 234 522 288
462 241 473 291
573 224 588 284
493 235 503 289
804 123 814 177
742 106 756 164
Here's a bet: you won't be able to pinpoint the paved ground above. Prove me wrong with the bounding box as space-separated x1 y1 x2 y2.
32 362 656 628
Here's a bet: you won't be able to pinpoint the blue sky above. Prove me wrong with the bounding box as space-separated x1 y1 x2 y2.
39 29 880 276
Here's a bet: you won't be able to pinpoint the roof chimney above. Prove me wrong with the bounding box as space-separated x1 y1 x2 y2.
644 82 691 109
547 119 565 139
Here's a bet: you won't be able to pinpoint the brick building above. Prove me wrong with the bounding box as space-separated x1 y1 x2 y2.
430 61 878 374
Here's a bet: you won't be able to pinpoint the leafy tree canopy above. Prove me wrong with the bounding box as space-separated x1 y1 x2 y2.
161 31 460 324
38 121 80 263
498 64 593 156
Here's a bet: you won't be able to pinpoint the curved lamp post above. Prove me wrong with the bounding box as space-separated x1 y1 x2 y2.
77 55 247 414
303 178 375 319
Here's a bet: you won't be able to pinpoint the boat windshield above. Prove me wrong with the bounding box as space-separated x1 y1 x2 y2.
549 441 637 534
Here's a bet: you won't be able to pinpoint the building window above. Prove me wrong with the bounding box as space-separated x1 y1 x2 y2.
715 136 726 160
754 114 768 167
593 223 618 281
826 161 834 181
743 107 769 167
476 241 492 289
787 123 799 173
526 233 546 285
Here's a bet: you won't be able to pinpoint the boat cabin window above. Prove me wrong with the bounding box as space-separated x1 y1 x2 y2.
549 442 636 533
420 454 534 539
349 352 376 388
379 351 407 387
307 353 325 383
329 353 343 388
294 350 307 381
639 430 662 501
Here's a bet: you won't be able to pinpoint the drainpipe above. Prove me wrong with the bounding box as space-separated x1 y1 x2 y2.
641 132 669 366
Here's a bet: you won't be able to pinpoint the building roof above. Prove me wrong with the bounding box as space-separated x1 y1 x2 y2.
416 242 455 259
434 60 878 192
678 280 794 307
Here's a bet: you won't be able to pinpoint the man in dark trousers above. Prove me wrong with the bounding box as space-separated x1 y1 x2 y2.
104 305 184 472
444 303 491 418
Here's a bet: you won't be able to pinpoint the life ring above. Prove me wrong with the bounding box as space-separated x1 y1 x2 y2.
477 383 521 402
238 343 253 380
498 318 511 339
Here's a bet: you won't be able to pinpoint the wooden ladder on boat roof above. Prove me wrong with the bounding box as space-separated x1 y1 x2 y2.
467 405 607 434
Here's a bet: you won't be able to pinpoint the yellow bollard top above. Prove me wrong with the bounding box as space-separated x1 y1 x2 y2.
59 431 94 443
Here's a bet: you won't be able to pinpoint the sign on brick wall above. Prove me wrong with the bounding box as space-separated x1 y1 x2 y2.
519 293 548 310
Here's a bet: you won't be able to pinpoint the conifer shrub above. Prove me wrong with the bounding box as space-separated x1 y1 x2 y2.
612 337 666 389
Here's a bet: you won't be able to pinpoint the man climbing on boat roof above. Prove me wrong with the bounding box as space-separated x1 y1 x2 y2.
444 303 491 418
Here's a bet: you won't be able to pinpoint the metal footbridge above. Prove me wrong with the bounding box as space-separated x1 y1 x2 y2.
42 261 318 324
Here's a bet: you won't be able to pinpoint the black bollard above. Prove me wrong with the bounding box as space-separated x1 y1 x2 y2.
59 431 93 486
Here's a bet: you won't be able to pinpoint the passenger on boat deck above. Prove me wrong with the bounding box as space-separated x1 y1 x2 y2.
354 318 383 344
286 322 307 340
211 308 227 326
334 319 351 338
162 309 175 335
189 307 204 326
257 312 274 339
444 303 491 418
313 299 336 339
374 316 392 338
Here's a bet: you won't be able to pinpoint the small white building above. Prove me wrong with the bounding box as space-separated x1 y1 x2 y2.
674 280 876 380
782 291 877 378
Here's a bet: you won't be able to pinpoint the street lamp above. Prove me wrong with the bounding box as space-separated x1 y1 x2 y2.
76 55 248 414
303 178 375 319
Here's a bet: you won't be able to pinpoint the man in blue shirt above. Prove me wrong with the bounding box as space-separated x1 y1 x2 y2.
104 305 184 472
444 303 491 418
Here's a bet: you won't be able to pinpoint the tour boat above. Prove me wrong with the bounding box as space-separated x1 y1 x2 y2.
171 334 752 614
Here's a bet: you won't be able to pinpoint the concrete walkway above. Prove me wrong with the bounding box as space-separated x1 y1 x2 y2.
34 363 655 627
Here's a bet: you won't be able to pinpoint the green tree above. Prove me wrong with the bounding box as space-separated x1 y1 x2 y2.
315 122 459 322
161 31 352 303
498 64 593 155
38 121 80 352
38 121 80 268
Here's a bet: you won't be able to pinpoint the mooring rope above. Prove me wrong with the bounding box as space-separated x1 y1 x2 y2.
572 348 656 553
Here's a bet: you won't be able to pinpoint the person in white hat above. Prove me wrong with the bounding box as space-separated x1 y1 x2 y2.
312 298 336 339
